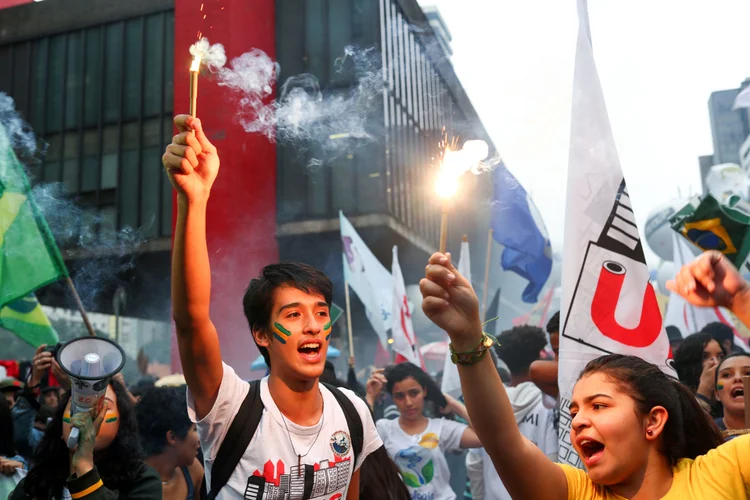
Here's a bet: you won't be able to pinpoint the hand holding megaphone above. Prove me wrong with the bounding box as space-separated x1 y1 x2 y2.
55 337 125 449
68 400 108 474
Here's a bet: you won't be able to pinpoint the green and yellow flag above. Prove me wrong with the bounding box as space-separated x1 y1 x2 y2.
0 293 58 347
0 122 68 310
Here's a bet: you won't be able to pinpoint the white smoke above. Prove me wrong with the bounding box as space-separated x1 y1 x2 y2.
189 38 227 73
217 45 384 150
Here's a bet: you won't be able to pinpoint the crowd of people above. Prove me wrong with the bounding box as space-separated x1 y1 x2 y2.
1 114 750 498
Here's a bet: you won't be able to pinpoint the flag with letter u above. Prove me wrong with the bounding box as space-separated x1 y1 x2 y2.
558 0 675 469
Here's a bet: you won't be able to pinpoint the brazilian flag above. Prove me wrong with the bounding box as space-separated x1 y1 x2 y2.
0 122 67 313
0 293 58 347
670 194 750 267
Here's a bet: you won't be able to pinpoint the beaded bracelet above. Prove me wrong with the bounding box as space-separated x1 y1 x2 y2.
449 333 497 365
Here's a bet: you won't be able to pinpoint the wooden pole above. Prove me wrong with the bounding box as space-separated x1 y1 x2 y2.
189 70 199 118
344 281 354 360
481 228 494 319
439 209 448 254
65 277 96 336
744 376 750 429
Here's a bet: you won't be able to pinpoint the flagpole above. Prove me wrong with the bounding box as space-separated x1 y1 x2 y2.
65 277 96 337
481 229 493 319
344 281 355 360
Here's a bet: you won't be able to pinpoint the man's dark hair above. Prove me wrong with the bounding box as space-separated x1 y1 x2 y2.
700 322 734 346
495 325 548 376
135 386 193 457
242 262 333 367
546 311 560 335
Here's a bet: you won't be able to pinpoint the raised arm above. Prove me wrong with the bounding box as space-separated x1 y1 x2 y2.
420 252 567 500
162 115 222 420
667 250 750 330
530 359 559 398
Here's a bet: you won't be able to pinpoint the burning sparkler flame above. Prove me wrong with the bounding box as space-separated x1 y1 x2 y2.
435 139 489 199
190 54 202 73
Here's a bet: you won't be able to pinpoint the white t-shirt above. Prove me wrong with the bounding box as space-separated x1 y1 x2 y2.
376 417 467 500
187 363 382 499
480 402 558 500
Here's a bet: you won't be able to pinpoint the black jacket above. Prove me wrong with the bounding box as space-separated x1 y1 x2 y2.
10 464 162 499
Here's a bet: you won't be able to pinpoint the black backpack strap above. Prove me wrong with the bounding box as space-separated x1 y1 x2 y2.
322 382 364 467
207 380 264 500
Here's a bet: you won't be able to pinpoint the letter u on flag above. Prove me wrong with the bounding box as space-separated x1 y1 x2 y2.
558 0 675 469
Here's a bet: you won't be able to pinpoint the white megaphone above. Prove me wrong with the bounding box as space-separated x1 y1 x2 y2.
56 337 125 449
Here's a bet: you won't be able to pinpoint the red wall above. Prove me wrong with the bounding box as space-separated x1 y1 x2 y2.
0 0 32 9
172 0 278 379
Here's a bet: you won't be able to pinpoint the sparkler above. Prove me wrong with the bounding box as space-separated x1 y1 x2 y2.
434 134 489 253
190 53 201 118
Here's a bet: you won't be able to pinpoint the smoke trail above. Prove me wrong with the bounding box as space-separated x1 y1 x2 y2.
30 183 148 308
189 38 227 72
218 45 385 153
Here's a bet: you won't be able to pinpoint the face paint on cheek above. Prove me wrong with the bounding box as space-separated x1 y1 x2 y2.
272 322 292 344
323 321 332 341
717 383 724 391
63 411 71 424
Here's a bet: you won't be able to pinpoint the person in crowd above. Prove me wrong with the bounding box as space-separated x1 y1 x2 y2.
545 311 560 360
0 396 26 498
465 326 558 500
136 386 204 499
41 387 60 410
367 362 481 500
10 378 161 499
0 378 23 408
163 114 382 499
713 352 750 432
673 330 726 416
358 446 411 500
665 325 684 353
13 345 71 461
418 250 750 499
529 312 560 399
477 326 558 500
701 321 743 355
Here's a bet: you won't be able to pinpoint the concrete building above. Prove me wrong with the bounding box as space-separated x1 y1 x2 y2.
0 0 496 375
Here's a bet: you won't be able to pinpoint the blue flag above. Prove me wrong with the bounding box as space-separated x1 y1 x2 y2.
491 163 552 303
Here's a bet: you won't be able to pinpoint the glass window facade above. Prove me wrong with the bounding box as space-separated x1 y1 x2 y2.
0 10 175 245
275 0 463 248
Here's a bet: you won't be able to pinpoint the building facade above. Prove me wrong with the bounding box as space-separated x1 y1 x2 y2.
0 0 495 375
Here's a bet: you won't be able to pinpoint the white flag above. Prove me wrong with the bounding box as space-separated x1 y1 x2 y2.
441 239 471 397
391 246 421 366
339 211 393 348
733 85 750 110
558 0 676 469
665 233 748 352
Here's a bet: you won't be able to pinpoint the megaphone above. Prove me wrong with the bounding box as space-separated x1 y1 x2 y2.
56 337 125 449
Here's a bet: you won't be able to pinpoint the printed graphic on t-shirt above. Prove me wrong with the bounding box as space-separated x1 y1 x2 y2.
393 433 440 490
244 451 351 500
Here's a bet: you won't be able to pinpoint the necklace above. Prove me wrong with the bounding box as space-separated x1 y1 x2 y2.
280 392 325 477
161 468 176 485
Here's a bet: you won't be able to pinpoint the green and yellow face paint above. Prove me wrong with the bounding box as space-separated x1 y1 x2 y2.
63 411 71 424
323 320 332 341
272 322 293 344
717 382 724 391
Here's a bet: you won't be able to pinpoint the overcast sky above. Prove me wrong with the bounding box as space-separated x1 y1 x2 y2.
419 0 750 266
